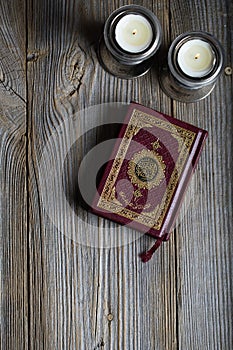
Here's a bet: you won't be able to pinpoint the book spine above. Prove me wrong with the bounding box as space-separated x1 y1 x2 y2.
161 130 208 237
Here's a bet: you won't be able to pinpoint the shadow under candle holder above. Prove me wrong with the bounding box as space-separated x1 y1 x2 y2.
159 64 216 103
97 35 155 79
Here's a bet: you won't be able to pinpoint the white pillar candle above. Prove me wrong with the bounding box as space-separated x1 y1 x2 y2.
177 39 216 78
115 14 153 53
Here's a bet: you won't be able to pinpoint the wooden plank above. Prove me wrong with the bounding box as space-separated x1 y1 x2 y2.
0 0 231 348
170 0 233 349
26 0 180 348
0 0 28 349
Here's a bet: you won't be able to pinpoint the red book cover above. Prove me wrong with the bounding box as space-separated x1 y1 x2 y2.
91 102 208 242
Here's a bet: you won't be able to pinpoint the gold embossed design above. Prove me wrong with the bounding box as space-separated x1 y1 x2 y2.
97 109 197 230
128 149 166 189
133 189 143 198
118 191 151 210
171 132 183 152
151 140 161 150
109 187 123 207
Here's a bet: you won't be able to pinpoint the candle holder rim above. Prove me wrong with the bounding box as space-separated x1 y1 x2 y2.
168 31 224 86
167 31 225 87
103 5 162 65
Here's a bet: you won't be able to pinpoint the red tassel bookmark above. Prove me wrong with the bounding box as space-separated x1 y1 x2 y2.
140 238 164 263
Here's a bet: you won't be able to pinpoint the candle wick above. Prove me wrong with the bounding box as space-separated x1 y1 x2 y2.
195 53 200 60
132 29 137 35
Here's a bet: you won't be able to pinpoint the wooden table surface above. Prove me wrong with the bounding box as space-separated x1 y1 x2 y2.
0 0 232 349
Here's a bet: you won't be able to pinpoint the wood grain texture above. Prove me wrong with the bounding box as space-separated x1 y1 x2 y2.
170 0 233 349
26 0 178 349
0 0 232 349
0 0 27 349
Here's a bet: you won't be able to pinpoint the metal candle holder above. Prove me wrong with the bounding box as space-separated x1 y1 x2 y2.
98 5 162 79
159 31 224 102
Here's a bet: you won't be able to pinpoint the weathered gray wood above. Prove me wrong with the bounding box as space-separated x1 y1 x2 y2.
26 0 178 349
0 0 232 349
0 0 28 349
170 0 233 349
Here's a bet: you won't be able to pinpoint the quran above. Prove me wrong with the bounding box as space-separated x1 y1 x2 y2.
91 102 208 261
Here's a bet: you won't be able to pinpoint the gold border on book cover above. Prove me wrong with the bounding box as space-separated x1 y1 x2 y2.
97 109 196 230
